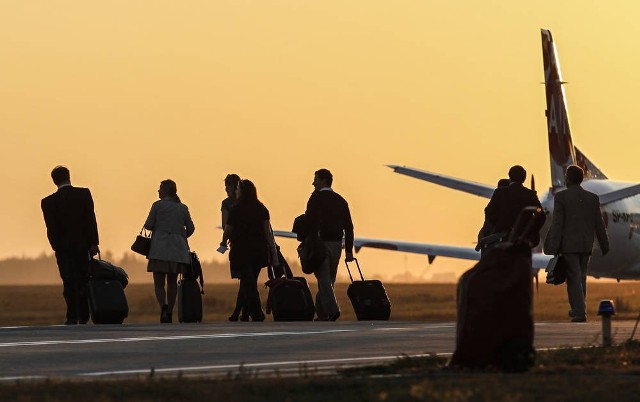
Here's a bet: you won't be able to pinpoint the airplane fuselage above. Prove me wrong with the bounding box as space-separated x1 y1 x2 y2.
539 179 640 280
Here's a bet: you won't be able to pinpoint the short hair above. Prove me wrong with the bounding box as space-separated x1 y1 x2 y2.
497 178 510 188
315 168 333 187
224 174 240 188
508 165 527 184
565 165 584 185
51 166 70 185
160 179 180 202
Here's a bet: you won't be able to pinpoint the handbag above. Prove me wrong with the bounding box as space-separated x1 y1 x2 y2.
545 255 566 285
130 227 152 256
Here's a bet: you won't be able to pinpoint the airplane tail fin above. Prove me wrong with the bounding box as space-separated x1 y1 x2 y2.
541 29 577 188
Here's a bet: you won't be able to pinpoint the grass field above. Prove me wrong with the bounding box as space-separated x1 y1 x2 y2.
2 281 640 325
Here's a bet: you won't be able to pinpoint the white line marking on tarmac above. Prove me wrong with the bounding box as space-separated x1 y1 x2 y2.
81 353 453 377
374 325 454 331
0 329 355 348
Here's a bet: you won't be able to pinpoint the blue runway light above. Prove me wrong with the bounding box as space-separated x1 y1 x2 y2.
597 300 616 316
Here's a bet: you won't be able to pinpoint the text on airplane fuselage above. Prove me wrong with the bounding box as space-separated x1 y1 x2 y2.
611 211 635 224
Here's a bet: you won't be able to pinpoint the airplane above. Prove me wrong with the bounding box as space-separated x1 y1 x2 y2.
275 29 640 280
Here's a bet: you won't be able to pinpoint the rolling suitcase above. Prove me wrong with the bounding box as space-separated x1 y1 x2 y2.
346 259 391 320
88 279 129 324
265 264 315 321
89 257 129 289
450 206 542 372
178 252 203 323
88 255 129 324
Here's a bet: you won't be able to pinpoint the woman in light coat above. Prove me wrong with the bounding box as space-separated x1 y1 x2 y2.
144 179 195 323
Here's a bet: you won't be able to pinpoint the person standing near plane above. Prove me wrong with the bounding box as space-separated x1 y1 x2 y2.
41 166 100 325
544 165 609 323
476 178 510 256
483 165 545 251
305 168 354 321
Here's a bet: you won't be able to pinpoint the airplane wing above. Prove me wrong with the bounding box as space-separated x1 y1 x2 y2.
354 237 552 269
273 230 552 269
387 165 496 198
597 184 640 205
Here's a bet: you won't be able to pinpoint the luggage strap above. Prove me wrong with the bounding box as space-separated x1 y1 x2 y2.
344 258 364 283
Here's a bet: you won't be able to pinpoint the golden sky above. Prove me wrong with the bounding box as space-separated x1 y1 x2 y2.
1 1 639 280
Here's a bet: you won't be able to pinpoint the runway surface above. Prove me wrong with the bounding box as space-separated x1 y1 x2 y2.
0 320 637 381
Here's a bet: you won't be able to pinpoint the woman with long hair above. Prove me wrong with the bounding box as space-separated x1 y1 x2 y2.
144 179 195 323
220 179 277 321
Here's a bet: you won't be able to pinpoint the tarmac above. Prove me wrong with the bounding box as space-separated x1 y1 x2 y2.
0 319 637 380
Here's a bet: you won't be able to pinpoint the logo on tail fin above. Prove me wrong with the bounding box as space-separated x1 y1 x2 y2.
542 29 577 188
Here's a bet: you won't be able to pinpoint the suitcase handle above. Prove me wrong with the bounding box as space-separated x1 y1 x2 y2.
345 258 364 283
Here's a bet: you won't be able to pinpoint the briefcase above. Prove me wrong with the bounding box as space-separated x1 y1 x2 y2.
545 255 566 285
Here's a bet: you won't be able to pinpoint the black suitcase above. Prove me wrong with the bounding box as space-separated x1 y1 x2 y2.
178 253 203 323
178 277 203 323
89 257 129 289
450 207 542 372
265 265 315 321
88 279 129 324
346 259 391 320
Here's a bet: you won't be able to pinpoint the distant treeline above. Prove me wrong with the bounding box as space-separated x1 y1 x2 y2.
0 253 246 285
0 253 442 285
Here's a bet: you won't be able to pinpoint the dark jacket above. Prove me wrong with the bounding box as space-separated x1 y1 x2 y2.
305 189 354 254
228 201 270 267
41 186 99 253
543 185 609 255
484 183 545 246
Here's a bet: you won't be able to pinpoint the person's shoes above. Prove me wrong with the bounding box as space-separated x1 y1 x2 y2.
228 314 239 322
240 314 250 322
166 311 173 324
314 316 328 321
571 316 587 323
568 310 575 318
251 312 266 322
64 320 77 325
328 312 341 322
79 320 88 325
160 304 170 323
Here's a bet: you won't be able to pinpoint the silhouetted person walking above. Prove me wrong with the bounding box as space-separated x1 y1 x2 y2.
220 173 247 321
221 179 278 321
144 179 195 323
483 165 545 251
305 168 354 321
544 165 609 322
41 166 100 325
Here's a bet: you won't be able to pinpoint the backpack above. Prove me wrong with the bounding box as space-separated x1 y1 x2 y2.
184 251 204 293
297 232 327 274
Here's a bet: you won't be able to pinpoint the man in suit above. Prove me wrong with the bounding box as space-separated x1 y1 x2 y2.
483 165 545 250
544 165 609 322
306 168 354 321
41 166 100 325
